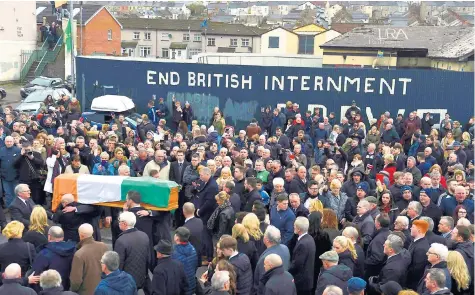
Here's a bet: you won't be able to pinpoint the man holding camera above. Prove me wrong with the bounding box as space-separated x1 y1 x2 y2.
13 142 45 205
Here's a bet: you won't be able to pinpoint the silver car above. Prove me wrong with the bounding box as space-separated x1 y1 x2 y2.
16 88 71 115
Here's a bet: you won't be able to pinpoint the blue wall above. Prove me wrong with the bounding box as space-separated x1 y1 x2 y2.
76 57 474 129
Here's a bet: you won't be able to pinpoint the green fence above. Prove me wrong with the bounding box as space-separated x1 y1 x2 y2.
20 36 63 82
34 36 63 78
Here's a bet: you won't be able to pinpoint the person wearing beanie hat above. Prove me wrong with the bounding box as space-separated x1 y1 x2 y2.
356 182 369 195
380 281 402 295
347 277 366 295
406 219 431 290
315 250 352 295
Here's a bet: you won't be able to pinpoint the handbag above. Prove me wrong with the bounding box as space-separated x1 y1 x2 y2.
25 242 34 277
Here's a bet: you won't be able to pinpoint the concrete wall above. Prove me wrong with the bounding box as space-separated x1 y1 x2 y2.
431 59 474 72
0 1 37 81
314 30 341 56
322 49 398 67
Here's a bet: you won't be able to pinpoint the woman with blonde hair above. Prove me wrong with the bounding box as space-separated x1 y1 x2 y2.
242 213 266 256
427 164 447 189
441 130 455 158
109 147 131 175
23 206 49 249
216 166 233 187
382 153 397 185
333 235 357 272
398 291 418 295
208 191 234 245
308 199 323 214
0 221 36 275
447 251 471 295
232 223 258 271
321 179 347 223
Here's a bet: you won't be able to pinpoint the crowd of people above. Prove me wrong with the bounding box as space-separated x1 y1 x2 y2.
0 94 472 295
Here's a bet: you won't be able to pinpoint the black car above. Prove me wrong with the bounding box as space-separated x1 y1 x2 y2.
20 76 67 98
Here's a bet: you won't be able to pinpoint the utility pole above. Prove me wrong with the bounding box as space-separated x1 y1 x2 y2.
69 0 75 98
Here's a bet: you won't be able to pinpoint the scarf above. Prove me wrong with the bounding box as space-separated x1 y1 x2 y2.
207 200 231 231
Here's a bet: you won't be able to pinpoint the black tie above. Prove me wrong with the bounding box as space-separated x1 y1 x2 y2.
25 200 31 211
178 163 183 175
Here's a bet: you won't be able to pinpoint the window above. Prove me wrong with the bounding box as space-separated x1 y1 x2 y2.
107 29 112 41
133 32 140 40
183 33 190 42
144 32 151 40
230 38 238 47
298 35 314 54
207 38 216 46
140 46 151 57
162 48 169 58
161 33 169 41
268 36 279 48
177 50 182 57
193 34 201 42
241 38 250 47
189 48 202 57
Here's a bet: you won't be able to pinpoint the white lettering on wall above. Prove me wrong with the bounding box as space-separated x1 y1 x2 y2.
147 70 157 85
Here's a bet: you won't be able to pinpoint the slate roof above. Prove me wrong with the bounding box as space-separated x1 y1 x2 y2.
321 26 474 59
36 3 104 25
118 17 265 36
330 22 364 34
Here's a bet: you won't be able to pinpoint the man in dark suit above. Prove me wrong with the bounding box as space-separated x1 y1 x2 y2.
195 167 219 263
288 216 315 295
10 183 36 231
276 127 290 150
123 191 154 249
288 166 307 195
243 177 262 212
289 193 309 218
169 149 189 185
369 234 411 293
420 217 446 246
60 196 102 242
182 202 203 265
407 219 431 290
420 190 442 234
52 194 86 242
365 213 391 279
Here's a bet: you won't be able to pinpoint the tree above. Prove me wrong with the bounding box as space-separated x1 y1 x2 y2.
187 3 206 16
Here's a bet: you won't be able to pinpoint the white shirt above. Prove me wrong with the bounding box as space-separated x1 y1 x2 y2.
17 197 27 206
185 216 194 223
230 251 239 259
298 232 308 241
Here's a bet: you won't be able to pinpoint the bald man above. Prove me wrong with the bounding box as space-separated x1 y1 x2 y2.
262 254 297 295
70 224 108 295
0 263 36 294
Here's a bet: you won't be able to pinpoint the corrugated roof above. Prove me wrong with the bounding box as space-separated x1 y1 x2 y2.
429 32 474 60
118 18 264 36
321 26 474 59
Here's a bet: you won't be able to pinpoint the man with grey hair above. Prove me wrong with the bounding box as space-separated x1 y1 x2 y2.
417 243 451 294
32 226 76 291
10 183 35 230
95 251 137 295
368 234 411 293
143 149 170 179
195 165 219 263
405 156 422 185
114 211 151 293
424 268 450 295
40 269 76 294
353 200 375 249
289 217 315 295
393 215 411 249
322 286 343 295
0 135 21 208
419 216 446 245
406 200 422 227
70 224 108 295
211 271 231 293
438 216 455 240
262 254 297 295
253 225 290 295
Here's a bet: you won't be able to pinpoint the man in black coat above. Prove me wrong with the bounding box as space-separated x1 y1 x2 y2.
170 150 189 226
223 181 241 214
353 200 375 250
451 225 474 290
368 234 411 293
194 167 219 262
407 219 431 290
183 202 203 264
289 193 309 218
60 199 102 242
420 190 443 234
243 177 261 212
13 142 44 205
365 213 391 279
261 254 297 295
152 240 187 295
9 183 35 231
419 217 446 246
276 128 290 150
123 191 154 249
288 217 315 295
114 211 151 294
288 166 307 195
220 237 252 295
52 195 86 242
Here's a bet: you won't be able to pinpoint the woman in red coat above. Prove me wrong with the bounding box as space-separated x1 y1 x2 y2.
382 154 397 185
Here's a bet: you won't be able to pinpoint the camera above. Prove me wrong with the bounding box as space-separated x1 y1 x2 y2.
27 151 33 157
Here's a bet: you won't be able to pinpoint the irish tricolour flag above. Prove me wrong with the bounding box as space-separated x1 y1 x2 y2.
52 174 179 211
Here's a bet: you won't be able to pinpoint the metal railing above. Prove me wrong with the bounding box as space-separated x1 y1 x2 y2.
20 39 49 82
34 36 63 78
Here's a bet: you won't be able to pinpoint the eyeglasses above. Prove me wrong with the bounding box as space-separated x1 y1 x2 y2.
309 187 319 191
459 211 467 214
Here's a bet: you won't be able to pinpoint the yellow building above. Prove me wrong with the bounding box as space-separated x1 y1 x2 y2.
292 23 326 35
320 26 474 71
260 27 299 55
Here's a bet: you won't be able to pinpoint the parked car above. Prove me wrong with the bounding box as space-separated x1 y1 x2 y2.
0 88 6 100
16 88 71 115
20 76 67 98
80 95 140 130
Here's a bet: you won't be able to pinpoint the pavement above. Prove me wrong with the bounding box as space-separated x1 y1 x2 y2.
0 83 23 109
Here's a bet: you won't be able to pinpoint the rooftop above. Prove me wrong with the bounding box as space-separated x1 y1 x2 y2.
36 3 105 25
118 18 266 36
321 26 474 59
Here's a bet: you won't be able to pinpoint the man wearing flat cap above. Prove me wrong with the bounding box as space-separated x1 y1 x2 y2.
152 240 187 295
407 219 431 290
315 251 352 295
